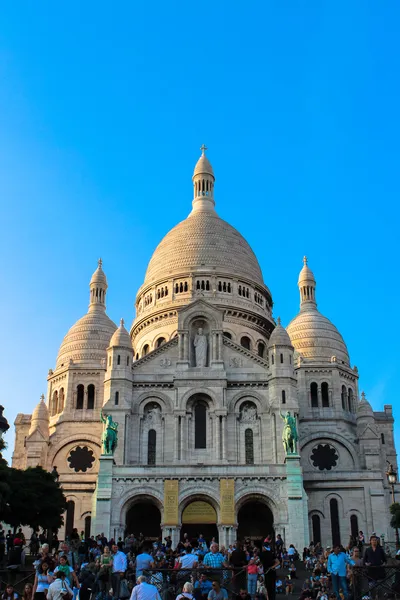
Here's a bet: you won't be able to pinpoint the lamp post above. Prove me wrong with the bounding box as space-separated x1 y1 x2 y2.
386 461 399 548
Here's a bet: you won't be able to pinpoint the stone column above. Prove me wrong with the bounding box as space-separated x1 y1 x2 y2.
181 415 186 461
285 454 309 549
93 455 114 539
222 416 227 461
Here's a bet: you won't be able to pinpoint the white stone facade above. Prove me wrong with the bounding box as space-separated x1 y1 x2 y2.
12 149 397 548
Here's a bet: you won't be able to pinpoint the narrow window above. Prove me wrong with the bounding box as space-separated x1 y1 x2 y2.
282 390 286 404
175 283 179 293
201 280 205 290
245 429 254 464
52 391 58 416
180 282 183 293
76 384 84 410
381 432 385 444
115 391 119 405
321 382 329 407
84 516 91 539
348 388 353 413
117 355 121 365
148 430 156 465
195 402 207 449
59 388 65 413
238 285 242 296
184 282 188 292
87 384 95 409
228 283 231 292
257 342 265 357
350 514 358 539
240 336 251 350
197 281 200 290
135 353 139 361
312 514 321 544
330 498 341 546
271 354 274 365
156 337 166 348
223 332 232 339
341 385 346 410
126 355 130 366
206 280 210 291
310 382 318 408
280 353 284 364
142 344 149 357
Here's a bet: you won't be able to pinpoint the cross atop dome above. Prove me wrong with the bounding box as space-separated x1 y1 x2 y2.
98 257 103 268
303 256 308 265
200 144 208 155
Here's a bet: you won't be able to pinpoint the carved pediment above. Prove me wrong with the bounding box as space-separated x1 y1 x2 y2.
223 337 268 373
132 337 179 373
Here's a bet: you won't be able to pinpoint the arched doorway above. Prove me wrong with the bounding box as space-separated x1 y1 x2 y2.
237 498 274 544
125 501 161 540
181 500 218 544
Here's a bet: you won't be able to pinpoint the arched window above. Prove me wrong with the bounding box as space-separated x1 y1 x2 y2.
52 391 58 416
195 402 207 449
341 385 347 410
115 391 119 405
381 432 385 444
142 344 149 357
223 332 232 339
58 388 65 413
84 515 91 539
135 353 139 361
282 390 286 404
258 342 265 357
310 382 318 408
312 514 321 544
348 388 353 413
87 384 95 409
241 336 251 350
156 337 166 348
330 498 341 546
321 382 329 407
117 355 121 365
65 500 75 538
148 429 156 465
245 429 254 464
76 385 84 410
350 514 359 539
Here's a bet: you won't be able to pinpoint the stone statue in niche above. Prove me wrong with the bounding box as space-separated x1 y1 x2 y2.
144 403 161 424
240 402 257 421
194 327 208 367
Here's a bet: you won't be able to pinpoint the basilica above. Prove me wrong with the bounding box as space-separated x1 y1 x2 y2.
12 148 397 549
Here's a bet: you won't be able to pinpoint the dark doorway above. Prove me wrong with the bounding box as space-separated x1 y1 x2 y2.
84 515 91 539
65 500 75 538
330 498 341 546
126 502 161 540
311 514 321 544
180 524 219 544
237 500 273 543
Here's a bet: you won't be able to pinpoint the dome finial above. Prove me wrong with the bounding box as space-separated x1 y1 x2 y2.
303 255 308 265
120 318 125 327
277 316 281 326
200 144 208 155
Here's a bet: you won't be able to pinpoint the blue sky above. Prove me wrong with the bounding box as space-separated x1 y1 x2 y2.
0 1 399 463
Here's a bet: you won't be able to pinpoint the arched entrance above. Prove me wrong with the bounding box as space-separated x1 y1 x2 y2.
181 500 218 543
125 501 161 540
237 498 274 543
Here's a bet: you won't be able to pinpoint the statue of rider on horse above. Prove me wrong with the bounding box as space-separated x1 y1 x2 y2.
280 411 298 455
100 409 118 455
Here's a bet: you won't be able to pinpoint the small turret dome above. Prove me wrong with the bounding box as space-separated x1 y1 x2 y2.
357 391 373 418
90 258 107 286
109 319 132 349
29 395 49 437
268 317 292 347
193 145 215 178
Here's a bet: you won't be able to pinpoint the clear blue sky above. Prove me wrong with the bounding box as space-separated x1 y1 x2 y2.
1 1 399 463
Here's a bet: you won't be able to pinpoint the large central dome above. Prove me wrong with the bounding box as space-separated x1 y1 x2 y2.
144 210 264 285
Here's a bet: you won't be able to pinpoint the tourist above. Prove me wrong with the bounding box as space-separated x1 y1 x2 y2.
207 581 227 600
135 545 154 578
6 532 14 554
96 545 113 596
47 572 73 600
130 576 161 600
54 556 80 590
363 535 386 593
260 540 280 600
203 544 227 573
247 558 258 600
111 543 127 600
229 542 247 594
194 573 213 600
238 589 251 600
32 561 54 599
2 585 19 600
256 576 267 600
327 544 354 600
358 531 365 555
178 546 198 570
22 584 33 600
176 582 195 600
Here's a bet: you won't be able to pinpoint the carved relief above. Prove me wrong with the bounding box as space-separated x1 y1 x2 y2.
239 401 257 421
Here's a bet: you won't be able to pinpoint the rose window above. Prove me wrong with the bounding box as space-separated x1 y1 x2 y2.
310 444 338 471
67 446 95 472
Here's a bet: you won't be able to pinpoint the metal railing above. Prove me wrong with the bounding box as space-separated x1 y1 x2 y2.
351 565 400 600
0 569 35 593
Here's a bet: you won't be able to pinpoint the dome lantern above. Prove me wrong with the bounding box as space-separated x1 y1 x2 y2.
89 258 108 313
298 256 317 310
191 145 216 214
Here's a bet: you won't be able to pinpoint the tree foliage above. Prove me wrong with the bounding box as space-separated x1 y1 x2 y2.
390 502 400 530
0 465 67 531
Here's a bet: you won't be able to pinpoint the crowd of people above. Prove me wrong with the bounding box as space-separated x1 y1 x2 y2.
0 528 394 600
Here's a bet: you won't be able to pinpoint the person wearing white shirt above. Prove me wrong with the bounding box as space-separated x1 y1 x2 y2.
130 576 161 600
47 573 73 600
179 548 198 570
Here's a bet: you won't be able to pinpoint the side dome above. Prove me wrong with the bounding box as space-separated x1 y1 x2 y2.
55 260 117 369
144 210 264 285
286 257 350 365
268 318 292 347
109 319 132 349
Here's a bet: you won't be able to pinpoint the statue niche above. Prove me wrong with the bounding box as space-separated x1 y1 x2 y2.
191 320 209 367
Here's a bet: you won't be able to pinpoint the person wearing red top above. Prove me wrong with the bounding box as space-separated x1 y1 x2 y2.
247 558 258 599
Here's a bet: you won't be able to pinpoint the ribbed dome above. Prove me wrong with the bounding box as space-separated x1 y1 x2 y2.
31 395 49 422
56 311 117 369
287 307 349 365
193 153 214 177
269 318 292 347
90 258 107 285
144 210 264 285
110 319 132 349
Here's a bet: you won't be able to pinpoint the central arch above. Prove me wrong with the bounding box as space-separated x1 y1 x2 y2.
181 498 218 543
237 497 274 544
125 497 161 540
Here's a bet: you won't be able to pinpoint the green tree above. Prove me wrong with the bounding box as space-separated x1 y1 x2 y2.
0 466 67 532
390 502 400 530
